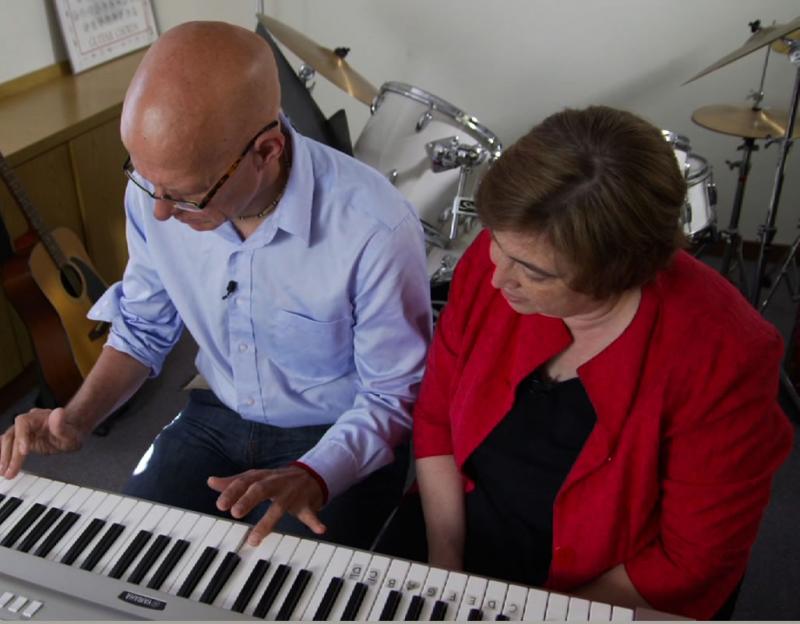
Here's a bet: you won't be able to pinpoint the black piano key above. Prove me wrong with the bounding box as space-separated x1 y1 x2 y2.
128 534 171 584
0 493 4 503
341 581 369 620
108 529 153 579
379 589 402 620
276 568 312 621
253 563 291 618
313 576 343 621
199 551 240 604
1 502 47 547
17 507 63 553
495 614 510 621
468 607 484 620
231 559 270 613
0 496 23 525
81 522 125 571
431 599 449 621
177 545 218 598
404 594 425 620
33 511 80 558
147 538 190 590
61 518 106 565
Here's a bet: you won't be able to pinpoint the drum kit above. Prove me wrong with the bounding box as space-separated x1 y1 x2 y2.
256 12 800 317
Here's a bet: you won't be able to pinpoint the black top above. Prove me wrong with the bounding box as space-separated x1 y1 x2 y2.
462 368 597 586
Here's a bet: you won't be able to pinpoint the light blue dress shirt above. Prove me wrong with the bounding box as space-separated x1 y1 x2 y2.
89 118 432 499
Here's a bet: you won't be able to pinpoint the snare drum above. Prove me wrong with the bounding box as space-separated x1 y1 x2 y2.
355 82 501 253
662 130 717 240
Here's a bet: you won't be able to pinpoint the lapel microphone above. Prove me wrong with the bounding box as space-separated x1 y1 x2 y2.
222 280 238 300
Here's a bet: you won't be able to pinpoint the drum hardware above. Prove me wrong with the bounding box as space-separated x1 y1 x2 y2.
297 64 316 91
354 82 502 283
256 13 378 105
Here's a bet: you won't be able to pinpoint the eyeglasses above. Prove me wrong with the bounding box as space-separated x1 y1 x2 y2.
122 120 279 212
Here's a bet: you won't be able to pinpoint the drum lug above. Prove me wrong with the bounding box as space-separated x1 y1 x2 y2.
416 109 433 132
683 200 693 231
297 64 316 91
708 181 718 207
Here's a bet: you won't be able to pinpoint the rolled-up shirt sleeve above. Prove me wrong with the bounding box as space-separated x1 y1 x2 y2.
298 214 432 500
88 184 183 377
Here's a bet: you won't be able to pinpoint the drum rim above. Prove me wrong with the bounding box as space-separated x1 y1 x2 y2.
686 152 711 182
378 81 503 158
661 129 692 153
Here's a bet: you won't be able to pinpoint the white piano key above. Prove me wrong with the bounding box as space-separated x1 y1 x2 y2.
73 494 136 568
263 537 319 620
456 573 488 620
501 583 529 621
0 472 40 496
352 553 391 621
367 558 411 621
288 540 336 619
188 521 249 602
611 605 634 621
418 566 449 620
301 545 354 620
328 547 373 621
218 531 283 611
243 534 300 616
6 595 27 614
436 571 468 621
47 488 106 560
482 579 509 620
159 513 216 591
0 591 13 608
166 516 230 595
97 500 159 575
394 561 430 620
589 601 613 621
139 510 200 587
546 592 570 621
0 476 49 536
568 597 591 621
524 588 549 621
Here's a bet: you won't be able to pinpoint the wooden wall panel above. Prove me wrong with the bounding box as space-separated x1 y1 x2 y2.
69 117 129 284
0 291 26 388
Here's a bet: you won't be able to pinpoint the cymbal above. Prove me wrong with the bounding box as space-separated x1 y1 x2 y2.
771 28 800 54
683 15 800 85
257 13 378 105
691 104 799 139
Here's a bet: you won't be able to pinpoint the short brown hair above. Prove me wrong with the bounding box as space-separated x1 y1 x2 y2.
476 106 688 299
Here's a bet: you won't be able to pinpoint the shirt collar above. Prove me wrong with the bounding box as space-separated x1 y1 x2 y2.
269 112 313 245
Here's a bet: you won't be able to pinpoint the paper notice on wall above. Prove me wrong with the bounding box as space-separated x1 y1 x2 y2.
54 0 158 73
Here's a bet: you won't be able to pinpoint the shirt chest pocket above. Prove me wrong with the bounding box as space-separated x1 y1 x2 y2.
266 309 354 383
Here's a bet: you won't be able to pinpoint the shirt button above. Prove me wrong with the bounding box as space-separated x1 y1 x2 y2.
552 545 576 568
244 398 255 407
239 343 249 352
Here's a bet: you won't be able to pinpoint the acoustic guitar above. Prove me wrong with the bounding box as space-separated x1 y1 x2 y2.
0 150 109 405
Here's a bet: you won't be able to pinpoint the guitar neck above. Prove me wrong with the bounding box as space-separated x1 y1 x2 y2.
0 150 68 268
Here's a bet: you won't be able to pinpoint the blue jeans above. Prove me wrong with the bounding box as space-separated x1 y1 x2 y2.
123 389 409 549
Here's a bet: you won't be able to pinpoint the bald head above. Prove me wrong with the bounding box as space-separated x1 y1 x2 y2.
122 21 280 176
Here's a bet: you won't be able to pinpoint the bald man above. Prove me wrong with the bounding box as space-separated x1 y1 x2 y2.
0 22 431 549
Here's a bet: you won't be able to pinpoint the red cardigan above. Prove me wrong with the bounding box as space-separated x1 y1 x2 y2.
413 229 793 619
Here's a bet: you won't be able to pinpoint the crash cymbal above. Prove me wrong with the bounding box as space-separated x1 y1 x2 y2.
771 28 800 54
692 104 799 139
683 15 800 85
257 13 378 105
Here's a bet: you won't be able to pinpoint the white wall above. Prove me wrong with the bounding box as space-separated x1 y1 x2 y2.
2 0 798 244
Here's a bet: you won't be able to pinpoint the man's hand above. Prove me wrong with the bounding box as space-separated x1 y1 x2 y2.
207 465 326 545
0 408 88 479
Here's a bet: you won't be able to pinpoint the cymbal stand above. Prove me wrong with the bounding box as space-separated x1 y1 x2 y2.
718 137 757 295
752 41 800 308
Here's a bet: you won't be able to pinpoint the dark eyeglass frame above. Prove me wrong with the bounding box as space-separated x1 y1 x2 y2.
122 119 279 212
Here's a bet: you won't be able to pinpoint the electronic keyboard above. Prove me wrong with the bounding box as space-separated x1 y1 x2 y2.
0 472 678 620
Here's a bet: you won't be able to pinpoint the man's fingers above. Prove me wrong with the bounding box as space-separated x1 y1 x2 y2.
296 508 327 535
209 471 267 512
247 502 285 546
0 428 14 476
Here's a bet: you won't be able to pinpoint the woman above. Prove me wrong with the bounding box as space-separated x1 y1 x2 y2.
379 106 793 619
